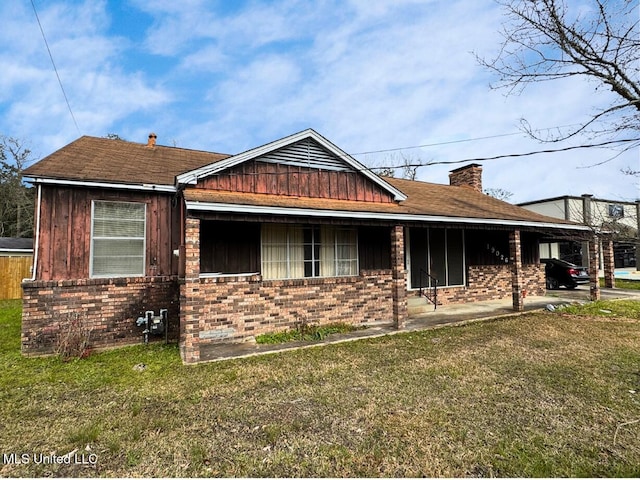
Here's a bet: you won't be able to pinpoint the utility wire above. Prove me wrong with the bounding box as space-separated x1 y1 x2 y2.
350 123 585 156
207 138 639 176
31 0 81 136
392 138 640 168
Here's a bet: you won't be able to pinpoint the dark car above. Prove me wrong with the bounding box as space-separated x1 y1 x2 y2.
541 258 590 289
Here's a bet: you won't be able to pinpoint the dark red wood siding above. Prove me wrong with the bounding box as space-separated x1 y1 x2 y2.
35 185 181 281
196 160 395 203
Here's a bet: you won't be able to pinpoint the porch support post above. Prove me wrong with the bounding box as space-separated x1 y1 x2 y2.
509 229 524 312
588 234 601 301
391 225 407 329
180 217 202 364
602 237 615 288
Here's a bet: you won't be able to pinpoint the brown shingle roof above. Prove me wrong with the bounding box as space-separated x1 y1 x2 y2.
184 178 578 226
24 136 230 186
385 177 575 223
26 135 581 227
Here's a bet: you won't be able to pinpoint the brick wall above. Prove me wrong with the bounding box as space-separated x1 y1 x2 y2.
412 263 545 306
21 276 179 355
521 264 546 297
179 270 394 363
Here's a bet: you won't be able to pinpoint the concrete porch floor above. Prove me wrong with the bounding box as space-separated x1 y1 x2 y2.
197 285 640 363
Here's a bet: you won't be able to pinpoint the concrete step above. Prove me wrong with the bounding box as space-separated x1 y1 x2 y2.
407 295 437 316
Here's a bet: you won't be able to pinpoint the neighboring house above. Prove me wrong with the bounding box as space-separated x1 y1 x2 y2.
0 237 33 257
22 129 593 363
519 195 640 269
0 237 33 300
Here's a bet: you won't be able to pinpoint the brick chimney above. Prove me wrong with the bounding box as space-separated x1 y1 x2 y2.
449 163 483 193
147 132 157 147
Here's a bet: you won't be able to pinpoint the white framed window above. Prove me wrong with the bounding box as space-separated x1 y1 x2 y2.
608 204 624 218
90 201 146 277
261 224 358 280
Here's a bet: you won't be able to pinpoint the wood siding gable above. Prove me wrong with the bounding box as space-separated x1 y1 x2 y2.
178 129 407 203
196 139 397 203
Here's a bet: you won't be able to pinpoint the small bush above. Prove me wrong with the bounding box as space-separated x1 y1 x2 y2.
55 313 93 361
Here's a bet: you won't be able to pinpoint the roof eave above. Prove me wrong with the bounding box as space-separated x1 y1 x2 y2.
184 200 590 231
24 176 177 193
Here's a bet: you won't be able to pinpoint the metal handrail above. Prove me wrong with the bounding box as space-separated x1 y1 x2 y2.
419 268 438 310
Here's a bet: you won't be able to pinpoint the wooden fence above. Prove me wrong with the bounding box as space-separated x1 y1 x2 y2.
0 256 32 300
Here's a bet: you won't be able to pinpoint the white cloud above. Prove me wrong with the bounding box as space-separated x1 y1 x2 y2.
0 0 636 202
0 0 172 156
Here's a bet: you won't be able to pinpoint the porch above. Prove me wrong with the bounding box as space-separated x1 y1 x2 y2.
178 214 603 363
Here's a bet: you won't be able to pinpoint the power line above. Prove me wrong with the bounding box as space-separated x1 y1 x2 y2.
207 138 639 176
350 123 585 156
31 0 81 136
353 131 525 156
393 138 640 168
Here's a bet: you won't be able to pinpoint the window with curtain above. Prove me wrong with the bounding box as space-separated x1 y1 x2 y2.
262 224 358 280
91 201 146 277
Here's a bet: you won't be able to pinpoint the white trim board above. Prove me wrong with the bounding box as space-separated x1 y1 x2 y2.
25 177 176 193
185 200 591 231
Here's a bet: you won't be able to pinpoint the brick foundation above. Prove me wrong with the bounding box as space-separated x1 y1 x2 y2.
21 276 179 355
21 261 545 360
179 270 394 363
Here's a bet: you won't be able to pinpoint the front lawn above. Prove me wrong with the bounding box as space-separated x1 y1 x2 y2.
1 299 639 477
601 278 640 290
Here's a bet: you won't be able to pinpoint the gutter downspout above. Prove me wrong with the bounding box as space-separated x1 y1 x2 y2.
30 184 42 281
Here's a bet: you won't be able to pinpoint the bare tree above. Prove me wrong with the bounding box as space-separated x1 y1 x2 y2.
479 0 639 148
0 136 35 238
104 133 125 141
370 152 421 180
485 188 514 201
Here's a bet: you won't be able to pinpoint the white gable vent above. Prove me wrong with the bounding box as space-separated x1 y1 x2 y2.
258 138 353 172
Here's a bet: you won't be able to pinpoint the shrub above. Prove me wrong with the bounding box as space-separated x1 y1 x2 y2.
55 313 93 361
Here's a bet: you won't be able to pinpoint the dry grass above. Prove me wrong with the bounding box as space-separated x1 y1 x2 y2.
1 299 639 477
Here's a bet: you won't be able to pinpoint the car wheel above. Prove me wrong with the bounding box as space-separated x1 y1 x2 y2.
547 277 559 290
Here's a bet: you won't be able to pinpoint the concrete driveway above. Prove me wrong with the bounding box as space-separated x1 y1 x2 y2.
545 284 640 302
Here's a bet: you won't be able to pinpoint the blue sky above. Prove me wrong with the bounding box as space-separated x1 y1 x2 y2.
1 0 638 203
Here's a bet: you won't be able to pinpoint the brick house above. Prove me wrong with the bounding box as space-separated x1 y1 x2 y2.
22 129 591 363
